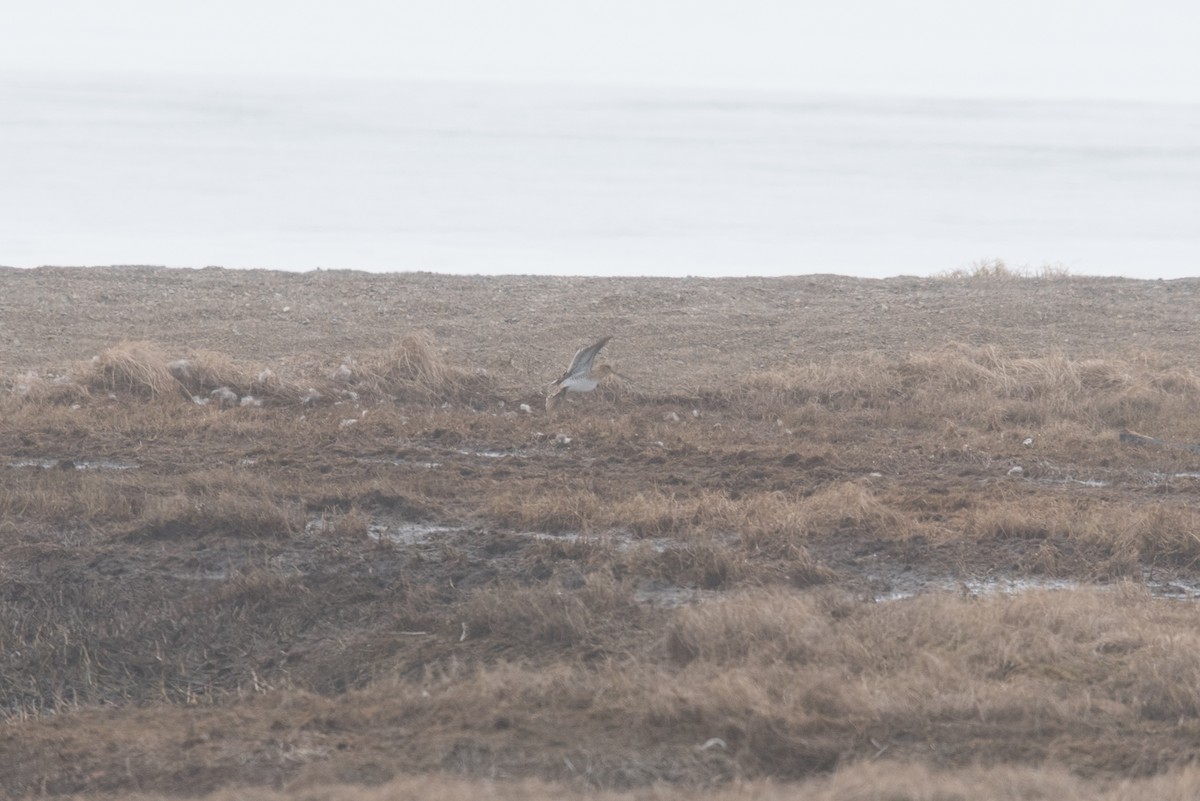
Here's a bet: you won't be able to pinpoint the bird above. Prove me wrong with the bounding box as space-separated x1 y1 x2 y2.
545 336 622 412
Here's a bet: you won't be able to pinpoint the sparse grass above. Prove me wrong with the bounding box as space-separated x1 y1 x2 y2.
7 370 90 404
937 258 1073 280
964 494 1200 571
487 488 800 539
665 589 833 665
11 587 1200 795
166 348 247 393
460 573 649 655
488 482 910 559
336 331 497 405
736 344 1200 437
13 339 1200 444
132 490 303 540
9 283 1200 798
5 331 492 410
72 763 1200 801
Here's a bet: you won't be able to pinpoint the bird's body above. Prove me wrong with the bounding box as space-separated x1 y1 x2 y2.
546 336 618 411
556 372 604 394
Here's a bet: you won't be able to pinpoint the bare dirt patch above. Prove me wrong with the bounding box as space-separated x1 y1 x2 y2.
4 266 1200 799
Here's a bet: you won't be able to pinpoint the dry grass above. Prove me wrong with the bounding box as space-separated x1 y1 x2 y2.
938 258 1073 281
435 586 1200 768
0 470 136 527
89 340 181 398
735 345 1200 438
486 488 756 536
962 494 1200 571
77 340 312 405
10 596 1195 790
101 763 1200 801
8 370 91 404
4 332 492 410
12 587 1200 795
335 331 497 405
12 339 1200 442
486 482 901 586
166 348 248 393
131 490 303 540
371 331 454 389
460 573 650 656
487 486 852 540
9 322 1200 796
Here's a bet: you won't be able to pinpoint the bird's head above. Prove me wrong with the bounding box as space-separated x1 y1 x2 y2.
592 363 628 381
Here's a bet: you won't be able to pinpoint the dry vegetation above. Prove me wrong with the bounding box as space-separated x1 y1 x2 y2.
4 267 1200 799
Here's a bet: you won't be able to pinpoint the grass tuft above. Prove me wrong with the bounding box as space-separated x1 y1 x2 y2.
937 258 1072 280
87 340 182 398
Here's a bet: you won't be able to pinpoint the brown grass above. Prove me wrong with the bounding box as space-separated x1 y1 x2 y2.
131 490 303 540
8 332 494 410
962 494 1200 571
736 345 1200 438
88 340 182 398
460 573 650 657
938 258 1073 281
336 331 497 405
487 486 859 541
10 324 1200 797
14 587 1199 794
97 763 1200 801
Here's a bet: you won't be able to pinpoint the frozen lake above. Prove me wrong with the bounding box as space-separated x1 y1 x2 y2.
3 72 1198 277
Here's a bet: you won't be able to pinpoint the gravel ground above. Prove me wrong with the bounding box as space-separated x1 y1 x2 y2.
3 266 1199 391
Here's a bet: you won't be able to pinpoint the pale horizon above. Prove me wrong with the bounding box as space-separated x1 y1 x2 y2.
4 1 1199 103
3 2 1198 279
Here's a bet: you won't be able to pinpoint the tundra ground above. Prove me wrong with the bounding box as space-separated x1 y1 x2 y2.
3 265 1200 799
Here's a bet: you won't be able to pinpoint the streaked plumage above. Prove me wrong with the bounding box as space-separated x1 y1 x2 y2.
546 336 617 411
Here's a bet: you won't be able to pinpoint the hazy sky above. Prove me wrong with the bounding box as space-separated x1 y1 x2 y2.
4 0 1199 101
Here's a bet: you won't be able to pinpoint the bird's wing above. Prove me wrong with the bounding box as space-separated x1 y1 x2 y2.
563 336 611 379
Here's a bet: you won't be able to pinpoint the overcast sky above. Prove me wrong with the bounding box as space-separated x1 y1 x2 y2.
3 0 1199 102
